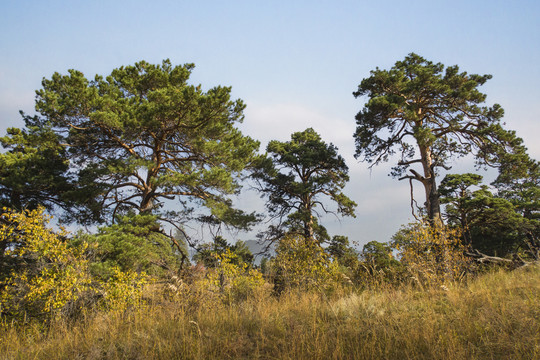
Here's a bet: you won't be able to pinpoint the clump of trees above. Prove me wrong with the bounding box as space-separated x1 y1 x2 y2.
353 53 538 265
0 56 538 324
193 235 254 268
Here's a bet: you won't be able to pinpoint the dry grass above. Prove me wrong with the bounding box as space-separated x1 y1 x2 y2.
1 265 539 359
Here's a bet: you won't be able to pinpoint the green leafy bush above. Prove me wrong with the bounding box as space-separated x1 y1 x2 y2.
354 240 405 287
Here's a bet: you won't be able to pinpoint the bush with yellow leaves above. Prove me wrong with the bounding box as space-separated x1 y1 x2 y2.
0 207 148 320
202 249 266 303
100 266 148 312
164 249 267 307
392 221 472 286
0 207 93 319
270 234 342 293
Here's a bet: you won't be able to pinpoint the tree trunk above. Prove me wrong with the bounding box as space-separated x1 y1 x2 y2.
140 165 159 213
305 217 314 240
139 187 156 213
418 144 443 227
10 191 22 211
303 205 314 241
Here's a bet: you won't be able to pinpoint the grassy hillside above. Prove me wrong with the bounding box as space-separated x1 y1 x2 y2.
1 265 539 360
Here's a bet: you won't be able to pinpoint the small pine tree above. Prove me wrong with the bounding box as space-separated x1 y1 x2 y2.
87 213 182 279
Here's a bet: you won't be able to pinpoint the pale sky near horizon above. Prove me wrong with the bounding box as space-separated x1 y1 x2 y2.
1 0 539 247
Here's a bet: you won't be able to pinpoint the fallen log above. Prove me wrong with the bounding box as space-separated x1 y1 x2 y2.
465 249 533 269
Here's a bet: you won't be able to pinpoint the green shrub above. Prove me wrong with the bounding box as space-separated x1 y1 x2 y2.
86 213 183 279
354 240 405 288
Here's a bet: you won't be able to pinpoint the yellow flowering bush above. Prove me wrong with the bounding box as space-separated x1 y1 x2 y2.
393 222 471 286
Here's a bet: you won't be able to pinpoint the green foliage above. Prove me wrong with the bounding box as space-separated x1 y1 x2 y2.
270 234 341 293
327 235 359 268
362 241 402 273
354 53 527 221
6 60 259 228
439 173 485 245
86 213 183 279
0 118 75 213
440 173 537 257
493 160 540 258
260 256 269 275
346 241 405 287
253 128 356 242
496 161 540 220
361 241 397 269
465 191 524 256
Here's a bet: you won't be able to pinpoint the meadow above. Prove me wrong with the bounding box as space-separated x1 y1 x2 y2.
1 265 539 360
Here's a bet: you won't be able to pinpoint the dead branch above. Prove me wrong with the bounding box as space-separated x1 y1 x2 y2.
465 249 535 269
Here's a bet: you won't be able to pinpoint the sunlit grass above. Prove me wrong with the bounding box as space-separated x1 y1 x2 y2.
1 266 539 359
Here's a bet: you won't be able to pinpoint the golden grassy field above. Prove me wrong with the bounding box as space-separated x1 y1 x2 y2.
1 265 539 360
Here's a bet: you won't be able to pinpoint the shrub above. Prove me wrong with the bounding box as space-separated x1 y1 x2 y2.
392 222 471 286
270 234 342 293
354 240 405 288
201 249 266 303
86 213 183 279
0 208 149 321
0 207 92 319
100 266 148 312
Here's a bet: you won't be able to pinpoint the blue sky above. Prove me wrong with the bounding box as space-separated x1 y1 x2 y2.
1 0 539 246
